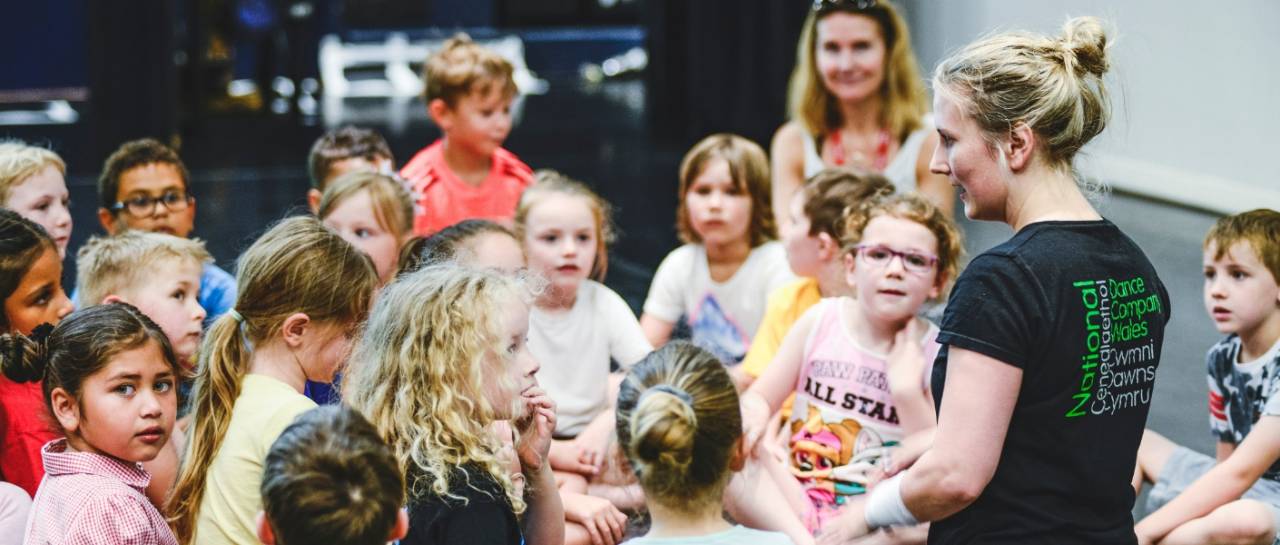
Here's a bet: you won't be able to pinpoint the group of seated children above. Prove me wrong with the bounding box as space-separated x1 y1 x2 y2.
1 30 1278 545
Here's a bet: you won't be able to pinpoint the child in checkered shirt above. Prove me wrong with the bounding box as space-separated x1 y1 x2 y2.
1 303 180 545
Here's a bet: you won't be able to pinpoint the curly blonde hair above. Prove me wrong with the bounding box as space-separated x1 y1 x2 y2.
344 264 533 513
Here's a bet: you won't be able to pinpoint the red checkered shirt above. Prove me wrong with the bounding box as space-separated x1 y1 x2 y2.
24 439 177 545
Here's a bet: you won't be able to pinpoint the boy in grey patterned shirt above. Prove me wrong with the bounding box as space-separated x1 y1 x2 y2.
1133 209 1280 545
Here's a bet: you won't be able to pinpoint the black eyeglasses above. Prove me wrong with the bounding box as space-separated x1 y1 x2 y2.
812 0 878 13
110 190 193 217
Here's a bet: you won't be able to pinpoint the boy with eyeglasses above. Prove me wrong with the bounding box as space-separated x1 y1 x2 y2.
92 138 235 324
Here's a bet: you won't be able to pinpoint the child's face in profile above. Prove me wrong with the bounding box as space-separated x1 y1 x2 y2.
122 258 206 364
4 247 73 335
58 339 176 462
484 296 540 421
4 165 72 258
781 192 823 277
322 189 403 284
107 162 196 238
685 158 752 248
523 193 598 295
1203 240 1280 337
844 215 941 323
434 85 514 160
461 232 525 275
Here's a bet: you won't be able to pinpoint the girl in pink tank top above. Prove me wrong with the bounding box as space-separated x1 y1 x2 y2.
731 194 963 540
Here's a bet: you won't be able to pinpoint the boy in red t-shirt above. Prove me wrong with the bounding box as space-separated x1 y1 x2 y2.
400 34 533 236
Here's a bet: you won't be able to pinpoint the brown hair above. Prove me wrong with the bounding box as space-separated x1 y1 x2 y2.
307 127 395 190
932 16 1111 172
75 231 212 309
98 138 192 211
317 171 415 242
787 1 928 141
677 134 775 247
423 34 518 106
0 303 178 416
800 167 894 239
841 193 964 297
0 140 66 204
262 405 405 545
0 209 56 332
616 341 741 512
167 216 378 543
515 170 616 281
1204 209 1280 284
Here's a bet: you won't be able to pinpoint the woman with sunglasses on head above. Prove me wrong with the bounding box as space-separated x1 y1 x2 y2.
816 17 1172 545
772 0 952 230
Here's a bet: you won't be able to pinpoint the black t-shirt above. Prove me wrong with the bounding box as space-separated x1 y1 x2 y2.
928 220 1171 545
402 464 522 545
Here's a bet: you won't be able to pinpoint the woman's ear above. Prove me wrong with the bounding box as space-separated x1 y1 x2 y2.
50 386 81 435
279 313 312 349
1006 121 1037 172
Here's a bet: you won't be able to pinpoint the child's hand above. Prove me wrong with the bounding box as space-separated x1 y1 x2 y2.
887 319 927 396
549 441 599 476
816 497 871 544
563 492 628 545
740 391 773 454
516 387 557 473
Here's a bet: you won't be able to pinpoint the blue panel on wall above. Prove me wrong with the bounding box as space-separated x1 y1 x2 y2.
0 0 89 92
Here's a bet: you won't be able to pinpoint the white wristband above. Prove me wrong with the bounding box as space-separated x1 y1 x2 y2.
864 473 919 529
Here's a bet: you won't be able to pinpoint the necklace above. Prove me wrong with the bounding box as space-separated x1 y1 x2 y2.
828 128 893 171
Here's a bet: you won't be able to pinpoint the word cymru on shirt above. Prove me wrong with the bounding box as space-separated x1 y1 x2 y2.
1068 276 1162 418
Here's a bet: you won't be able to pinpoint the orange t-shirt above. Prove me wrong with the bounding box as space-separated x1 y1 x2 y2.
399 139 534 236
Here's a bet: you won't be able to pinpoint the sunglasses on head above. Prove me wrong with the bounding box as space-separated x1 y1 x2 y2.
812 0 878 13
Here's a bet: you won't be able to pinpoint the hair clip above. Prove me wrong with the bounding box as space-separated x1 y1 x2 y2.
646 384 695 407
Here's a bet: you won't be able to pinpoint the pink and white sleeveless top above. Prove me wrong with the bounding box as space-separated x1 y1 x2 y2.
787 298 940 509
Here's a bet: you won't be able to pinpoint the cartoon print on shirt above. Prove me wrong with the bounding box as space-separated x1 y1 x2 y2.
788 405 893 506
688 293 749 364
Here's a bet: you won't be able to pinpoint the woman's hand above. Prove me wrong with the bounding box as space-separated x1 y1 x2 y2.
516 387 557 473
815 498 872 544
740 391 774 454
563 492 628 545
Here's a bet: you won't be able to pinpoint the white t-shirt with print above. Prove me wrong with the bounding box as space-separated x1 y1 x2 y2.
530 280 652 437
642 241 793 364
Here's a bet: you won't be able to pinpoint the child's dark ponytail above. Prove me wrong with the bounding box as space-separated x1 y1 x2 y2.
0 322 53 383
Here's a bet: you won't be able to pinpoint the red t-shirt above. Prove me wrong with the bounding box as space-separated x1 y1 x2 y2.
400 139 534 236
0 375 58 496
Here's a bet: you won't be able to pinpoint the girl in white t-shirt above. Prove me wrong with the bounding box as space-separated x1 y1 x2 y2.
516 170 650 545
641 134 794 372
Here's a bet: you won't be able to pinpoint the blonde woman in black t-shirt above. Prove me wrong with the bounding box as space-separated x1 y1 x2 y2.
818 16 1171 545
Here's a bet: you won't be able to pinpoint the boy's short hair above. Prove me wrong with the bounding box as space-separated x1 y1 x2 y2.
307 127 395 190
262 405 405 545
76 231 211 307
801 168 894 240
1204 208 1280 283
98 138 191 211
0 140 66 204
423 33 518 106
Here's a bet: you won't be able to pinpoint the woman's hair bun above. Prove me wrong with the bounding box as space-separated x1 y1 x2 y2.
1059 16 1110 77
